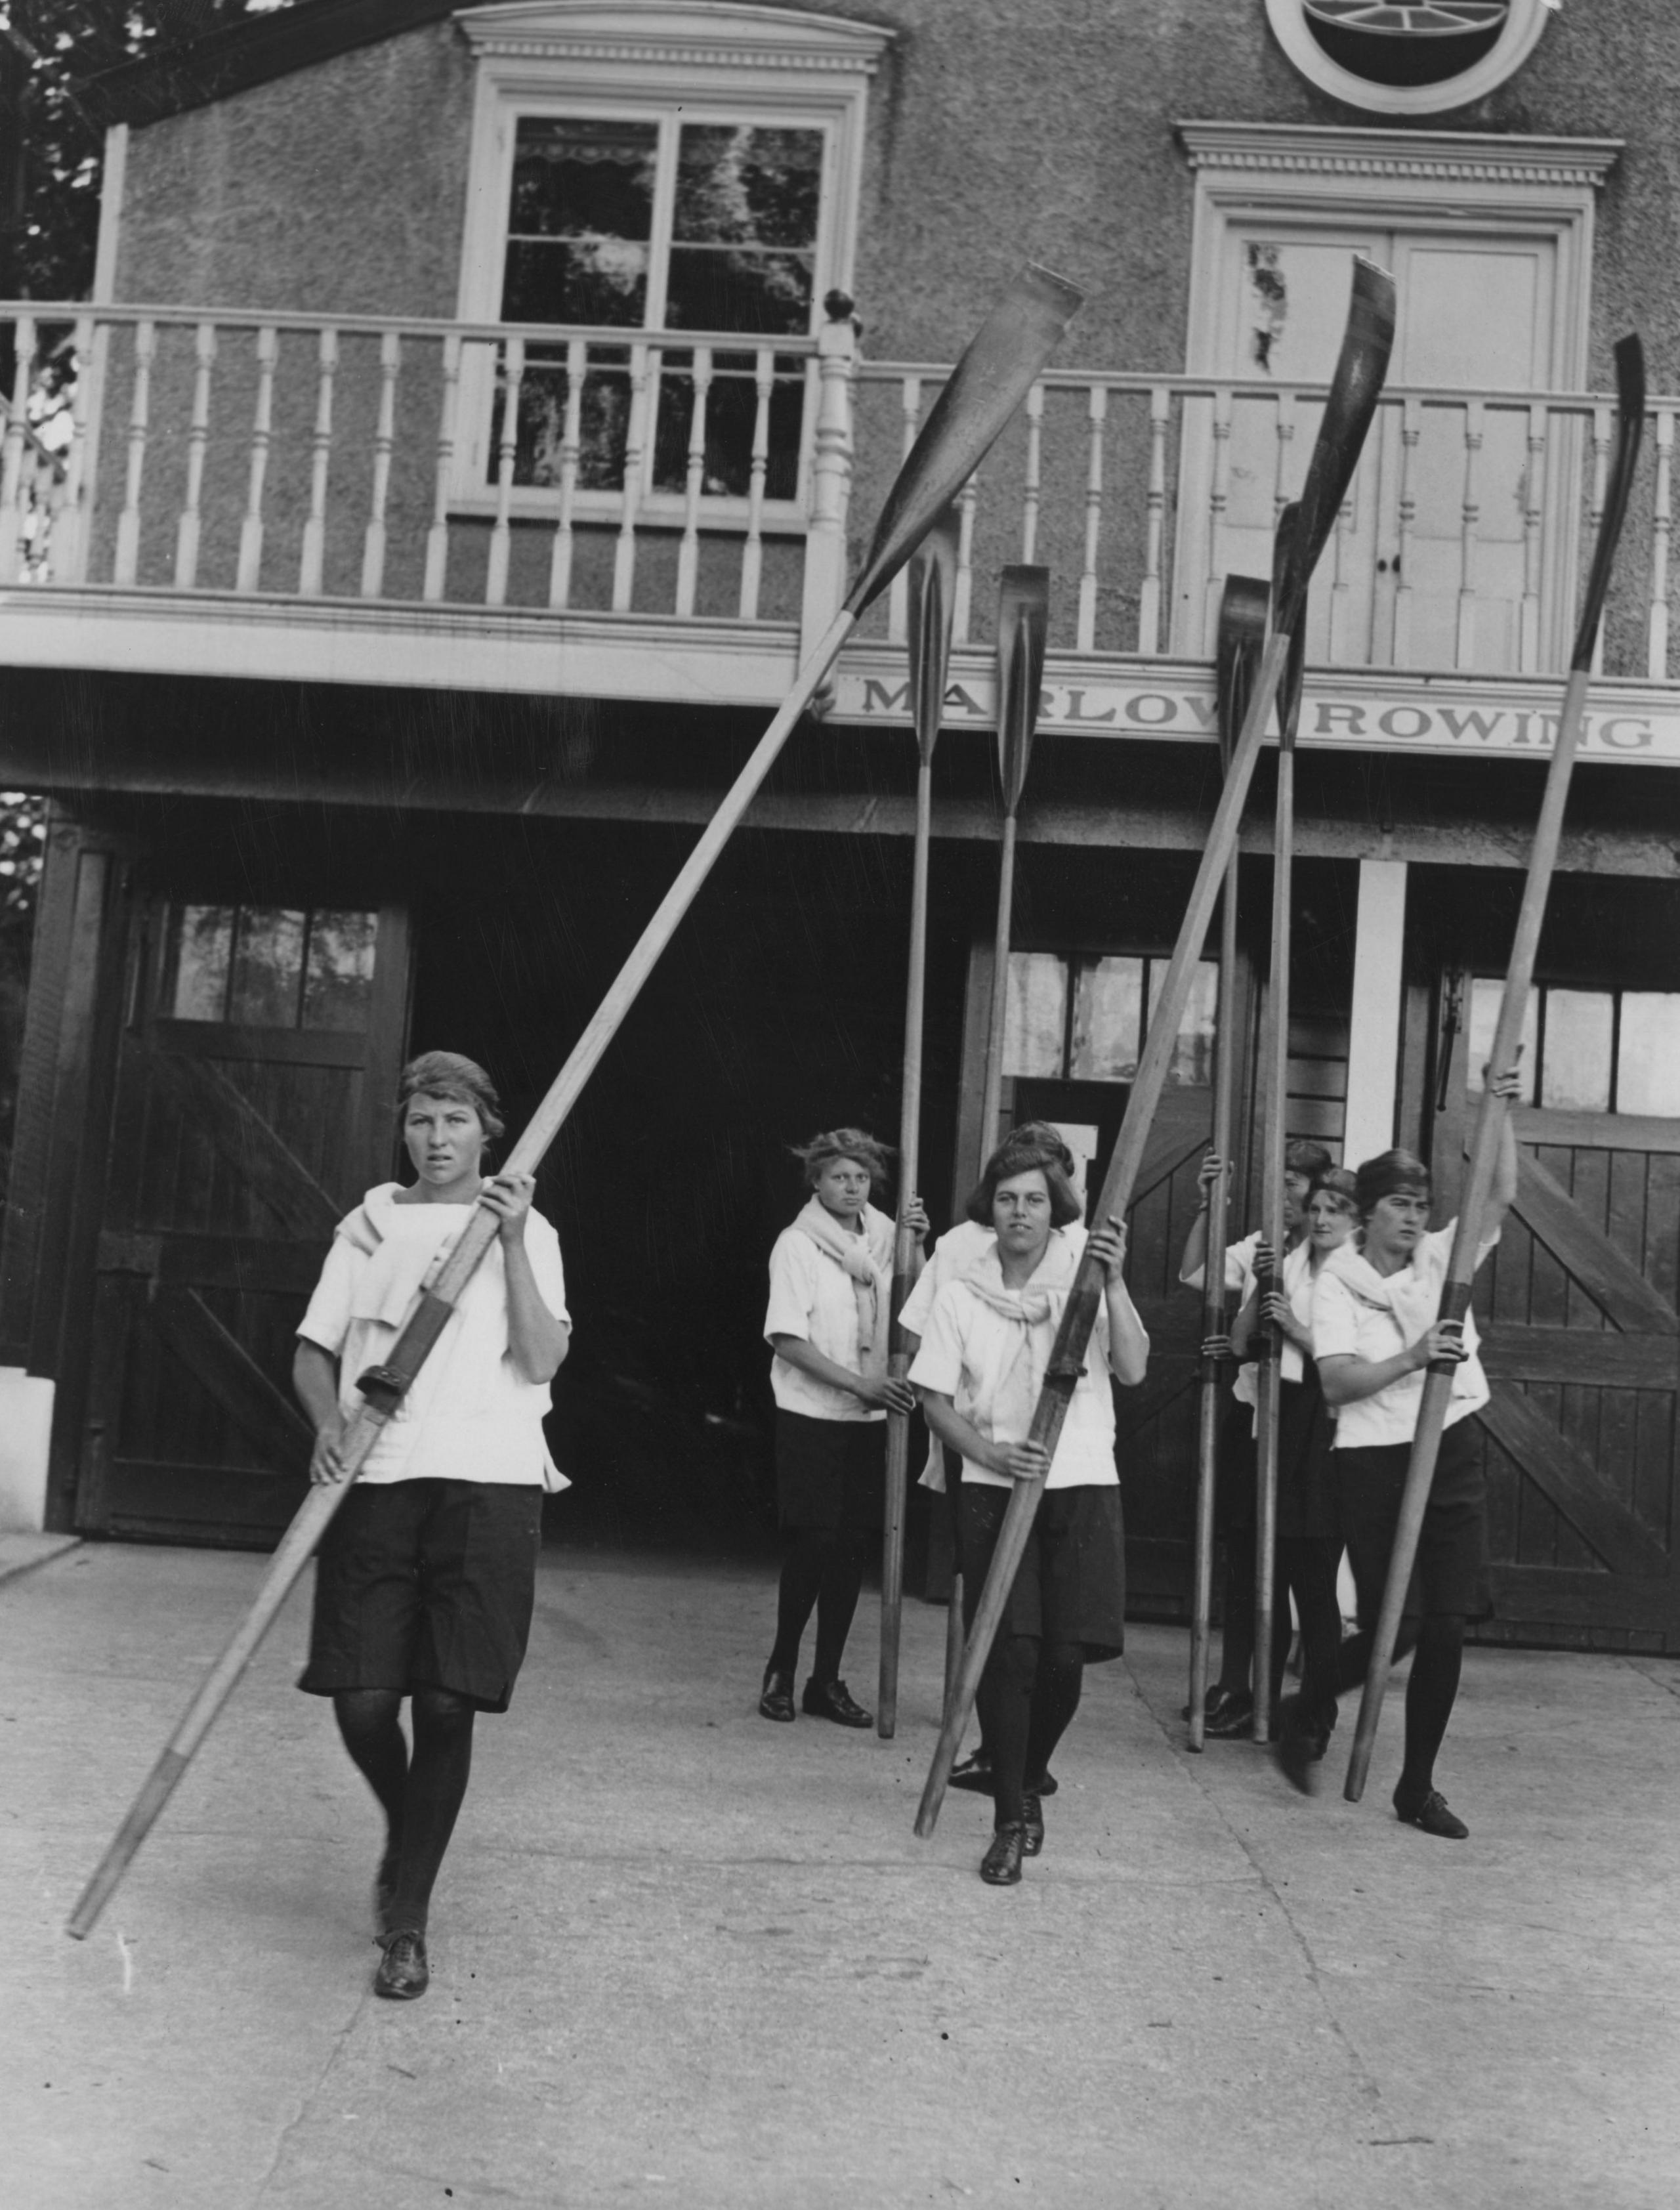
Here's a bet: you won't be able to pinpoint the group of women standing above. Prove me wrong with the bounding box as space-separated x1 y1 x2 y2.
285 1044 1524 2001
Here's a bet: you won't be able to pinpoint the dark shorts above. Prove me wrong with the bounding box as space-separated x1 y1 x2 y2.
775 1409 885 1533
1337 1420 1492 1625
959 1481 1126 1661
299 1477 544 1712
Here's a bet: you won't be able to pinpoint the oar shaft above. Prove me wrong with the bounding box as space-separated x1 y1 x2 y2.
1189 849 1242 1752
917 627 1294 1837
880 755 936 1739
1343 664 1590 1802
978 810 1019 1149
1252 741 1295 1747
68 607 862 1941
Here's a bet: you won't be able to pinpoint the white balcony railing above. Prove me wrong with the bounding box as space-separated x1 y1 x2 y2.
3 300 1677 688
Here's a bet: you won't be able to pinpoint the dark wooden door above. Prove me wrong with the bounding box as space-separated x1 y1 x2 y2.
75 900 412 1546
1421 973 1680 1651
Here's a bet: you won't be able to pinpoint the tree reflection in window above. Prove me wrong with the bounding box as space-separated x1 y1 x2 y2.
1005 952 1220 1088
495 117 822 499
1467 975 1680 1116
162 905 377 1032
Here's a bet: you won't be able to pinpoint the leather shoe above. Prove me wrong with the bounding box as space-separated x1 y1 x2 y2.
1203 1689 1254 1739
1020 1790 1045 1857
759 1667 795 1722
1393 1786 1469 1839
950 1749 1059 1797
802 1677 872 1728
1274 1698 1326 1795
373 1927 430 2001
980 1822 1026 1886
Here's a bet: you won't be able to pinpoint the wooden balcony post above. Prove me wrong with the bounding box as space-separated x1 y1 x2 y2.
360 329 401 599
486 333 523 607
298 326 339 596
612 341 652 614
112 318 156 586
0 312 35 585
236 325 278 593
51 315 97 584
799 295 856 664
547 337 585 612
1649 404 1673 681
1076 384 1106 652
173 321 217 588
423 332 462 603
675 344 713 617
1138 385 1169 654
738 347 774 620
887 370 921 645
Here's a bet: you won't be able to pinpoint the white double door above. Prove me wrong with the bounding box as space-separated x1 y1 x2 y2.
1174 220 1576 673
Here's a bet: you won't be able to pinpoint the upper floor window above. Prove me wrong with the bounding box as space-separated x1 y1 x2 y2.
494 113 822 499
1263 0 1553 115
454 3 891 518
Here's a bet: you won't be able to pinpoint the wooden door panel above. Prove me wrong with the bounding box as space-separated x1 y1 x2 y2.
75 898 411 1546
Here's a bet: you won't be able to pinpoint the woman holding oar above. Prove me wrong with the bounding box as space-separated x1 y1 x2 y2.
293 1052 570 2003
761 1130 927 1729
1311 1070 1522 1838
1228 1167 1359 1785
910 1132 1148 1885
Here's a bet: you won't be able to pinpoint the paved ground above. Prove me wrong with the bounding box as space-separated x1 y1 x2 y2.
5 1539 1679 2210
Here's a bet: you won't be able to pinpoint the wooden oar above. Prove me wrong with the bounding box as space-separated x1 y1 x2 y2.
915 254 1395 1838
1343 331 1647 1804
1251 505 1307 1751
66 263 1085 1941
977 566 1050 1148
1186 572 1267 1751
942 564 1050 1707
880 508 960 1739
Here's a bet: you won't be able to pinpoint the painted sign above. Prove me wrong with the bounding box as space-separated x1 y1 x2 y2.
830 666 1680 766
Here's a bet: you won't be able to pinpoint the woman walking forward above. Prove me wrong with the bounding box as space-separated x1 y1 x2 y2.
293 1052 570 1999
760 1129 925 1730
911 1135 1148 1885
1312 1068 1521 1838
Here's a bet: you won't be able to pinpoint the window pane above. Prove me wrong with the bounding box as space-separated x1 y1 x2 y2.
650 355 803 498
1466 977 1538 1101
228 908 306 1028
1003 953 1068 1078
673 127 822 249
1071 958 1144 1081
167 904 234 1021
503 119 658 327
1152 959 1221 1088
495 347 633 490
303 911 378 1032
1540 990 1613 1110
1617 994 1680 1116
665 246 814 335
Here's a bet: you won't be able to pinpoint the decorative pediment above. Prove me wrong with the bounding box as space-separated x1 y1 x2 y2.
453 1 894 75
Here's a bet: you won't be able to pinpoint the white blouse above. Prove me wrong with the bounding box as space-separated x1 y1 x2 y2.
1311 1220 1498 1450
763 1206 894 1424
297 1182 570 1487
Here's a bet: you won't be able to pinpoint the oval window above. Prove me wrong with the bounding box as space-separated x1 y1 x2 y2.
1266 0 1551 114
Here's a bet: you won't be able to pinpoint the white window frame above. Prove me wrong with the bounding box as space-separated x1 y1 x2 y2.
451 1 890 521
1171 121 1620 665
1263 0 1553 119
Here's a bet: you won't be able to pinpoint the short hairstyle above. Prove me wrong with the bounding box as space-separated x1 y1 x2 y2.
791 1127 892 1195
965 1136 1083 1229
397 1050 505 1141
1354 1148 1431 1219
1000 1119 1078 1178
1284 1139 1335 1180
1310 1166 1360 1214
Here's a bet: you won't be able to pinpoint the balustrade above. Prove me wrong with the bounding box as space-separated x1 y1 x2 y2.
3 300 1680 692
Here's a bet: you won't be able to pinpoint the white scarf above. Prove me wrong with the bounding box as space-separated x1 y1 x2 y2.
1319 1232 1481 1360
795 1196 893 1382
338 1181 475 1327
956 1231 1091 1443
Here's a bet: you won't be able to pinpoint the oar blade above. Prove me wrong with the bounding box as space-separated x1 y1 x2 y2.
995 563 1049 811
847 264 1083 617
1274 255 1395 639
907 508 961 766
1215 574 1268 773
1271 501 1307 751
1570 333 1647 671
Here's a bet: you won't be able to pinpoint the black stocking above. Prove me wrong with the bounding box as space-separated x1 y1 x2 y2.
1217 1523 1257 1695
387 1686 476 1936
333 1689 408 1887
768 1527 862 1684
1398 1613 1465 1803
975 1632 1037 1827
1274 1538 1345 1735
1024 1640 1084 1789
